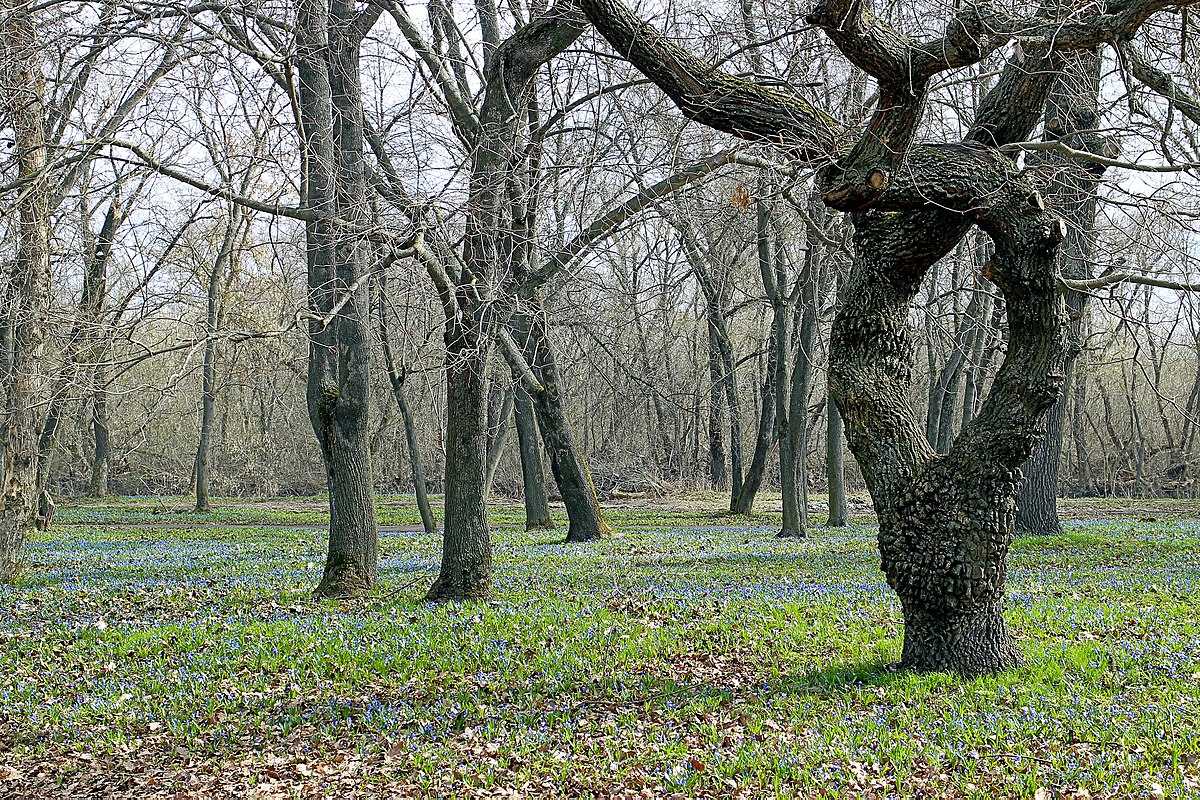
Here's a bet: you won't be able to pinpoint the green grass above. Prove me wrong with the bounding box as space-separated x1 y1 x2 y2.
2 501 1198 798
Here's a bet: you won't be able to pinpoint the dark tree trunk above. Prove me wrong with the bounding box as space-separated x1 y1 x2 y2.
427 332 493 600
296 0 382 599
34 198 120 527
427 6 585 599
543 0 1092 674
831 159 1069 675
514 385 553 529
778 200 822 538
1016 52 1104 535
0 1 52 581
513 298 610 542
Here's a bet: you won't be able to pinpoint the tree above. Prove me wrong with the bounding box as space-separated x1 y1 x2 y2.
575 0 1182 674
295 0 385 597
0 0 52 580
1015 52 1107 534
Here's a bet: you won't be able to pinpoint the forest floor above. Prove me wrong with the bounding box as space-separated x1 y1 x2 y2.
2 495 1198 798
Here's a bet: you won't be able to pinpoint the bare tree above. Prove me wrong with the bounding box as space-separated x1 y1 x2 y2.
0 0 52 580
576 0 1188 674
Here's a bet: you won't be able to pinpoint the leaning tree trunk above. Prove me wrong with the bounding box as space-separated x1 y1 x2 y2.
0 0 52 582
378 272 436 533
512 298 610 542
513 385 554 529
483 387 513 497
296 0 381 599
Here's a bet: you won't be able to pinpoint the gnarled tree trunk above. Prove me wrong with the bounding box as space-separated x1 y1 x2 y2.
577 0 1095 673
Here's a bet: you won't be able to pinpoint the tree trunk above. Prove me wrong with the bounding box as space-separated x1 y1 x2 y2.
1015 52 1104 535
825 396 848 526
513 385 553 529
88 371 111 497
194 208 242 513
576 0 1077 676
484 387 514 497
512 298 610 542
428 330 493 600
732 198 779 516
778 199 822 538
0 1 52 582
706 325 728 488
378 273 436 533
296 0 381 599
425 5 585 600
831 157 1069 676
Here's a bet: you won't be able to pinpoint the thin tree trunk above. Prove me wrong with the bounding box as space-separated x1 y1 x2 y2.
732 197 779 516
88 368 111 497
484 387 514 497
194 207 243 512
780 266 818 538
706 325 728 488
825 396 848 526
378 273 436 533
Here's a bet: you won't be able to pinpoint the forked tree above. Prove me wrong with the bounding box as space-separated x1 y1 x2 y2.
577 0 1185 674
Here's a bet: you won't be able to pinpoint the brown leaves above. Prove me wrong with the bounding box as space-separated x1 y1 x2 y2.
730 186 751 210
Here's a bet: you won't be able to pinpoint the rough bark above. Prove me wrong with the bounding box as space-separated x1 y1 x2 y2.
578 0 1083 674
427 5 586 600
0 0 52 581
427 334 493 600
296 0 382 599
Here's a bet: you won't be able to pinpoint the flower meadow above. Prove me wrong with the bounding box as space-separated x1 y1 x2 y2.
1 497 1198 798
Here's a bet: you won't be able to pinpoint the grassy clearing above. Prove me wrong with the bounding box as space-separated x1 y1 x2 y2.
2 500 1198 798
